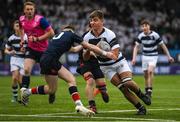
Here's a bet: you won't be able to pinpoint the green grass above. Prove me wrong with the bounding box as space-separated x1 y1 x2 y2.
0 75 180 121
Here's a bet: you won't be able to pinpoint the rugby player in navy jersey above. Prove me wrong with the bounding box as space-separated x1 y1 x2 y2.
21 25 116 117
132 20 174 98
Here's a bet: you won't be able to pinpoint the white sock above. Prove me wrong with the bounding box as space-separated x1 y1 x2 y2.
75 100 83 106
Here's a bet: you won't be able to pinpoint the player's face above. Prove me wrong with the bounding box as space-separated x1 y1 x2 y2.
141 24 150 34
24 5 35 19
89 17 103 31
14 23 20 31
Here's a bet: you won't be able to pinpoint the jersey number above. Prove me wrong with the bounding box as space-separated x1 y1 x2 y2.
53 32 64 40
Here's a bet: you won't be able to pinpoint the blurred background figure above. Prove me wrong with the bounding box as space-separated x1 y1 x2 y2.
4 20 28 102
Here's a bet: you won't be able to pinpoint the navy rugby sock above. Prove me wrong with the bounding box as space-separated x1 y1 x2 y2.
22 76 30 88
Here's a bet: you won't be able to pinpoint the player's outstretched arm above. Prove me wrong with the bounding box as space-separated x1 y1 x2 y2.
69 45 83 52
81 41 117 60
160 43 174 63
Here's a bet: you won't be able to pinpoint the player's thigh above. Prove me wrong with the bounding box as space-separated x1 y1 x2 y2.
58 66 76 85
110 73 121 86
91 66 104 80
24 58 36 72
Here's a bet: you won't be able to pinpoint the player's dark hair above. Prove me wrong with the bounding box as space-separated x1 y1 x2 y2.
63 24 75 32
89 10 104 20
140 20 151 26
13 20 19 25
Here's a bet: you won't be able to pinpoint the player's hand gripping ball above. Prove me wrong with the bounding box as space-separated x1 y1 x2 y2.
97 40 111 51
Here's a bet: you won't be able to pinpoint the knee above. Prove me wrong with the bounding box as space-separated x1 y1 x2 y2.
12 76 19 82
24 67 31 75
147 70 153 75
86 78 94 86
83 73 94 86
144 71 148 78
67 76 76 86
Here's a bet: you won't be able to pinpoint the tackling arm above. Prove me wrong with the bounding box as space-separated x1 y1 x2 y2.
69 45 83 52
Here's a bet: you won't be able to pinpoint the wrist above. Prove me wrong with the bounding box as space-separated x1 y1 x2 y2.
36 37 39 41
33 37 39 42
102 50 107 56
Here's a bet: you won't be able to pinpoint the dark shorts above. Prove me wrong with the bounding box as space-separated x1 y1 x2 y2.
40 54 62 75
77 60 104 79
25 47 44 63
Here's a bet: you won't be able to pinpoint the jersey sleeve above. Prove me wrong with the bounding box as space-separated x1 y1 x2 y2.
40 17 51 30
73 33 83 44
109 38 120 50
135 34 142 45
108 31 120 50
155 33 164 45
5 37 12 49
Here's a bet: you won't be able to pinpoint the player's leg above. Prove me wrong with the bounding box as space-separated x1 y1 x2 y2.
92 67 109 104
21 75 57 105
58 65 95 116
10 57 22 102
11 70 19 102
142 56 157 97
110 73 147 115
45 75 58 104
145 65 155 97
118 71 151 105
116 60 151 105
78 64 98 113
21 58 35 89
95 78 109 103
82 72 97 113
20 58 35 105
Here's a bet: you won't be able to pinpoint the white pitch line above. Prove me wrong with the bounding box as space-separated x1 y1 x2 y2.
100 108 180 113
33 108 180 116
0 108 179 121
0 114 175 121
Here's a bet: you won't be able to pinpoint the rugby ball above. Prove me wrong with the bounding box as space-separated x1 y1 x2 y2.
97 41 111 51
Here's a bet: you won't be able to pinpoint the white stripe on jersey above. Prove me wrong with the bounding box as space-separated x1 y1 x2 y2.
6 34 28 56
143 45 158 51
137 31 164 56
83 27 123 65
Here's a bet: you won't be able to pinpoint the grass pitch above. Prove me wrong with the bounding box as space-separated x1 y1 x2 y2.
0 75 180 121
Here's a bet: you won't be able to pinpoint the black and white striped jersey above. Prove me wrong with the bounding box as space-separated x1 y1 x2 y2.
136 31 164 56
84 27 124 66
5 34 28 57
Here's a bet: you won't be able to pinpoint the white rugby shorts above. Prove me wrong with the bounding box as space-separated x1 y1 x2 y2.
142 55 158 71
100 59 131 81
10 56 24 75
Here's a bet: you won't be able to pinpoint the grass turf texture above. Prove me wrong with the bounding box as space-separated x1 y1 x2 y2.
0 75 180 121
